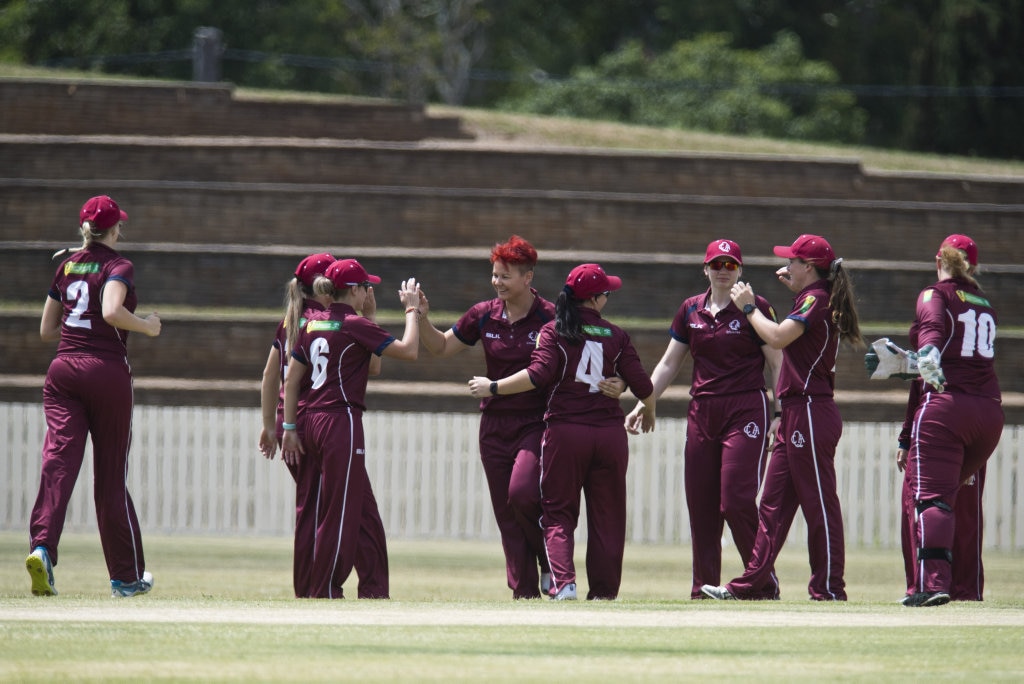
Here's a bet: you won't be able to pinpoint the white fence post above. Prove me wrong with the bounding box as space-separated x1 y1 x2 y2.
1 402 1019 550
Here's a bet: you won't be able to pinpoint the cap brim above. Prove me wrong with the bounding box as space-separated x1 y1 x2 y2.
606 275 623 292
119 210 129 222
773 246 796 259
705 256 741 265
367 274 382 284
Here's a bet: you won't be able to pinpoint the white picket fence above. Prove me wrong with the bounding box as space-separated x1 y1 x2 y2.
1 402 1021 550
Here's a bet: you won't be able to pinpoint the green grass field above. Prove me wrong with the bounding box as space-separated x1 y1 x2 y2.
2 532 1022 682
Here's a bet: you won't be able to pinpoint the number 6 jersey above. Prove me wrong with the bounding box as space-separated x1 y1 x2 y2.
911 276 1000 398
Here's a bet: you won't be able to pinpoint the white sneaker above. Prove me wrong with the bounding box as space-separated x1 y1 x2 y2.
540 572 552 595
111 571 154 597
700 584 735 600
551 582 577 601
26 547 57 596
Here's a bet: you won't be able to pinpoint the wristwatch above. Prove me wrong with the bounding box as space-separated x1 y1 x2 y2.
742 303 756 316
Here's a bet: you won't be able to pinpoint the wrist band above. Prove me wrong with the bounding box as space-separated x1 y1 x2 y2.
282 422 296 431
490 381 499 396
774 411 782 418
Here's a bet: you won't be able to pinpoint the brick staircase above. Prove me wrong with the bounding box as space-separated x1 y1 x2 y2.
2 76 1022 423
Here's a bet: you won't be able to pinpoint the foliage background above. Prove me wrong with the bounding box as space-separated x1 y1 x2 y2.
0 0 1021 157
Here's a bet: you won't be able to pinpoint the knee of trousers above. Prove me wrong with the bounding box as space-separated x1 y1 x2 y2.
915 498 952 515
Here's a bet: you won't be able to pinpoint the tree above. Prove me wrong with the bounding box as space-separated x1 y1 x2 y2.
502 32 867 144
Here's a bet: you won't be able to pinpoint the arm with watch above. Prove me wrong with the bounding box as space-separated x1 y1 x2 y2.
467 368 537 399
731 281 805 350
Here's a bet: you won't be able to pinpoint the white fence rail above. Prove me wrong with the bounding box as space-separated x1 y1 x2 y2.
2 403 1021 550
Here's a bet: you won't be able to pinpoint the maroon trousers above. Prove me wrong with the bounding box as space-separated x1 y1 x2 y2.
727 396 846 600
685 391 771 599
479 412 549 599
299 408 389 599
906 392 1001 596
30 355 146 583
540 422 628 600
901 465 986 600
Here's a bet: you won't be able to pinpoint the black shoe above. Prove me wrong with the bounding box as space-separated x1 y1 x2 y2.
902 591 950 607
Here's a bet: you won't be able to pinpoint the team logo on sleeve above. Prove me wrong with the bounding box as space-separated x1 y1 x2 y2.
743 422 761 439
796 296 816 315
768 306 777 321
922 289 934 303
790 430 806 448
64 262 100 275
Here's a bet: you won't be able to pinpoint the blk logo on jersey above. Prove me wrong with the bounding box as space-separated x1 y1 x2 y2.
743 422 760 439
528 331 538 344
728 319 742 333
790 430 806 448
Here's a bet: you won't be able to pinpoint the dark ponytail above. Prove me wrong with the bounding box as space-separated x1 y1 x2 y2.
554 286 586 345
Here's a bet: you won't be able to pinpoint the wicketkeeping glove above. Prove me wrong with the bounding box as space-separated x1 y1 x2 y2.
916 344 945 392
864 338 919 380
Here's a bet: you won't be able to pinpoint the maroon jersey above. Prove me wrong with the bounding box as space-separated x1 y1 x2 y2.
671 290 775 397
526 308 653 426
453 290 555 414
776 279 838 398
291 302 394 412
49 243 137 360
909 277 1000 399
272 301 328 410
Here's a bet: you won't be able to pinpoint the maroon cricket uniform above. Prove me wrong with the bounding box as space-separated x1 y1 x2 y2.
673 291 776 599
290 302 393 599
29 242 147 583
526 308 654 600
453 291 554 598
905 278 1002 596
726 278 847 600
270 302 329 597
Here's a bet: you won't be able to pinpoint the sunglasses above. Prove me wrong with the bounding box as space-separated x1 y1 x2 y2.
707 260 739 271
599 291 611 298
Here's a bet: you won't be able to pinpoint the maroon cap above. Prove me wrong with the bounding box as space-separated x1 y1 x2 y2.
294 253 336 287
939 234 978 266
565 263 622 300
79 195 127 231
326 258 382 289
773 234 836 266
704 239 742 265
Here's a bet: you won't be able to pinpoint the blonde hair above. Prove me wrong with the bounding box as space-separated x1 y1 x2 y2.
939 244 980 289
52 221 118 260
283 278 309 354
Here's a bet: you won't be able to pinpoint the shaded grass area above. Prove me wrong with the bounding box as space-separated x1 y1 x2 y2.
1 533 1022 681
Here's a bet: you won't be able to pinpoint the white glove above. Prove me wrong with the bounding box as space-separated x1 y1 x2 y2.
917 344 945 392
864 338 919 380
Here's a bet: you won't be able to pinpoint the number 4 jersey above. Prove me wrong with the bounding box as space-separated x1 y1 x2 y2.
911 277 1000 399
49 243 138 360
525 307 654 426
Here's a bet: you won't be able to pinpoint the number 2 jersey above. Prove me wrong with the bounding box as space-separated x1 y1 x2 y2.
525 307 653 426
290 302 395 412
49 242 138 360
910 277 1000 399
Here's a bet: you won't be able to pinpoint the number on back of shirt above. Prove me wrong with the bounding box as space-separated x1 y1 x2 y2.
958 309 995 359
65 280 92 329
309 338 330 389
575 340 604 393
